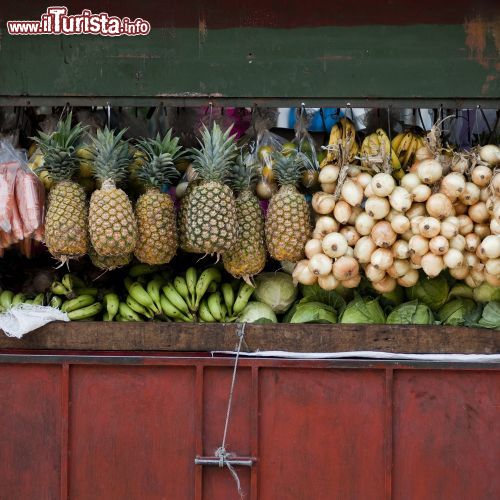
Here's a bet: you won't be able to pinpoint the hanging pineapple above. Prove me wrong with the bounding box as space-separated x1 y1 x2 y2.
33 113 88 264
89 245 132 271
134 130 182 264
223 156 266 283
265 152 312 262
88 127 136 256
183 123 238 255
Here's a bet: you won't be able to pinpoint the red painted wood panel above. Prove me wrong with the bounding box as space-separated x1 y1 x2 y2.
0 364 61 500
202 367 252 498
258 368 386 500
393 370 500 500
68 366 197 500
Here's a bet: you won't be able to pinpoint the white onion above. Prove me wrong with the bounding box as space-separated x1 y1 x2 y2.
355 172 372 188
321 182 337 194
412 184 432 202
426 193 453 220
454 202 468 215
406 203 426 219
292 260 317 286
365 263 386 283
322 232 348 258
365 196 390 220
348 166 361 177
468 202 489 223
354 236 377 263
341 180 364 207
479 144 500 165
465 233 481 252
491 218 500 235
312 192 336 214
318 164 340 184
355 212 376 236
485 258 500 277
415 147 433 161
308 253 333 276
372 275 397 293
485 271 500 287
471 165 492 187
340 226 360 246
480 188 490 202
449 234 466 251
474 223 491 239
371 221 397 248
333 200 352 224
465 252 480 268
458 215 474 235
451 155 468 173
387 259 411 278
459 182 481 205
371 173 395 197
410 252 422 268
370 247 394 270
392 240 410 259
411 215 425 235
409 235 430 256
419 217 441 238
492 173 500 195
315 216 339 236
389 187 412 212
401 173 421 192
348 206 363 225
345 246 355 257
332 256 359 281
449 264 469 280
305 239 323 259
440 217 459 239
417 159 443 184
341 275 362 288
443 248 464 269
401 230 413 242
478 235 500 259
421 252 444 277
364 183 375 197
429 235 449 255
317 273 339 291
391 214 411 234
467 268 485 287
440 172 466 198
397 268 419 287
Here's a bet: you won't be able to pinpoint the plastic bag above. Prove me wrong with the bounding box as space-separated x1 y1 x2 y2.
293 108 321 180
0 304 69 338
0 140 45 251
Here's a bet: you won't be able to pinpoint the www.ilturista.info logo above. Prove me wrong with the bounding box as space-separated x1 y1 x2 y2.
7 6 151 36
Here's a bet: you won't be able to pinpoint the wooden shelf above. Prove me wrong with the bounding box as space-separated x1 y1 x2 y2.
0 322 498 354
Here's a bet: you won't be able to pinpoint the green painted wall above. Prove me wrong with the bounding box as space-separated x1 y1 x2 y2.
0 24 498 101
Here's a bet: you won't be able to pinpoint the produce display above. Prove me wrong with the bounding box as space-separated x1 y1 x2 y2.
0 109 499 331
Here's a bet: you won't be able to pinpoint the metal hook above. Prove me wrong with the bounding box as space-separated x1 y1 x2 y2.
106 102 111 129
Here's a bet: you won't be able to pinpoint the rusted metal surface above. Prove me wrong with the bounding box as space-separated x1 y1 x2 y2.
0 322 498 354
0 356 498 499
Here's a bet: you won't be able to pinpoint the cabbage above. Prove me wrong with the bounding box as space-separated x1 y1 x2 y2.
253 272 297 313
299 283 346 313
340 296 385 324
406 275 449 311
379 285 405 308
438 298 476 326
386 301 434 325
448 284 474 300
473 282 500 303
288 300 337 324
237 301 277 323
478 302 500 330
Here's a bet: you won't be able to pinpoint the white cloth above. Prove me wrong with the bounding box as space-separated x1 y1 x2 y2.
0 304 69 338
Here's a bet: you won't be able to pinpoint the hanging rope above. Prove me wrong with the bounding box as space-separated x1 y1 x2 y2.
214 323 246 499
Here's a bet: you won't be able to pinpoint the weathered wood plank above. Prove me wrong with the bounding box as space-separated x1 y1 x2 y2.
0 322 498 354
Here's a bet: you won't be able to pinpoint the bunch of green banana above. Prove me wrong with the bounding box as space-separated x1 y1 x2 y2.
50 273 98 299
60 295 103 320
0 290 44 312
391 130 427 170
360 129 403 178
321 117 359 166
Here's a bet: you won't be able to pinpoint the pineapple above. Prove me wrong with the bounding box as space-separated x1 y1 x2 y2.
223 157 266 282
89 245 131 271
178 179 200 253
183 123 238 254
88 127 136 256
265 152 312 262
134 130 182 264
33 114 88 263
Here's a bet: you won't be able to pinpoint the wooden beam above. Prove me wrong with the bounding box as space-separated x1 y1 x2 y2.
0 322 498 354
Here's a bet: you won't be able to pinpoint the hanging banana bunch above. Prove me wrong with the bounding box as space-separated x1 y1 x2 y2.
320 117 359 167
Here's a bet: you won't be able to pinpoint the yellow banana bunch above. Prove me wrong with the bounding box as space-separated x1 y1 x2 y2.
392 131 426 169
321 117 358 167
359 129 403 178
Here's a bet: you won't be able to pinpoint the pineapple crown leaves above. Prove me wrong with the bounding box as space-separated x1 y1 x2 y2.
88 127 133 183
32 112 86 181
189 123 238 183
135 130 183 189
230 153 259 193
272 150 306 187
